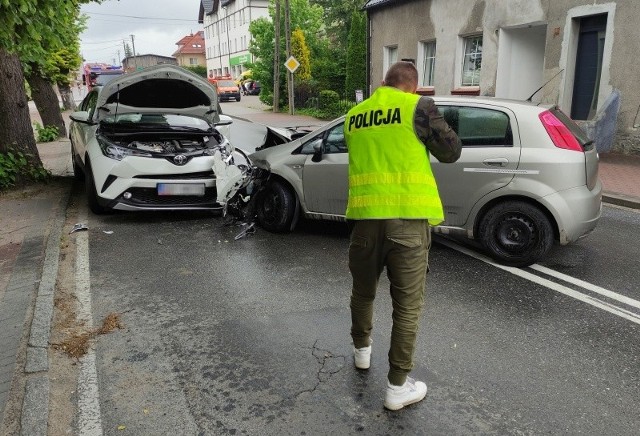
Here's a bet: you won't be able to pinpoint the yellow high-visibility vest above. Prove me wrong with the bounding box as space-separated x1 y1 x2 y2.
344 86 444 225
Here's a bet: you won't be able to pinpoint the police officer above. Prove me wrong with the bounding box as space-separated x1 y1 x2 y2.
344 61 461 410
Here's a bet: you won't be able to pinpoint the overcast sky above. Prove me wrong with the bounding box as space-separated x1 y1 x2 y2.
80 0 204 65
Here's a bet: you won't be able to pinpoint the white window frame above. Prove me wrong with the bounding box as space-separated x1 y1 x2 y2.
417 40 436 87
461 35 483 86
383 45 398 78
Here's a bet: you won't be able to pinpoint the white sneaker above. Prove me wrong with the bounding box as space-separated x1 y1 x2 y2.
384 377 427 410
353 341 372 369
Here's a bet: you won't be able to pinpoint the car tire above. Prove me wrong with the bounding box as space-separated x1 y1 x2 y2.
256 180 296 232
236 95 241 102
85 159 108 215
478 201 554 267
72 153 85 181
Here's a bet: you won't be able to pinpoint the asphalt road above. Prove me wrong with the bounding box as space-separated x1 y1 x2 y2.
57 212 640 434
50 120 640 435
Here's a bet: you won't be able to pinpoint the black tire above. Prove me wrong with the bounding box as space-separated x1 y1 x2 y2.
85 160 108 215
70 140 85 181
236 95 241 102
72 154 85 181
478 201 554 267
256 180 296 232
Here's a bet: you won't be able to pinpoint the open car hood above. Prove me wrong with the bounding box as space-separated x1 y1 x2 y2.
96 64 220 124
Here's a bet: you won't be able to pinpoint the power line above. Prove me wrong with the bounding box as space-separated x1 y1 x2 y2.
84 11 197 22
81 39 125 45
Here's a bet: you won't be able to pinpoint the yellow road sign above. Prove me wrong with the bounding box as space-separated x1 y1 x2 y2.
284 56 300 73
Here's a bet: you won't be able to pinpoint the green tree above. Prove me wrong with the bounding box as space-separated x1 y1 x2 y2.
249 0 324 107
344 11 367 101
182 65 207 78
291 28 311 81
0 0 96 163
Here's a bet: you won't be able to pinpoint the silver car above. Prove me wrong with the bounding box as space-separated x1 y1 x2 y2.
248 96 602 267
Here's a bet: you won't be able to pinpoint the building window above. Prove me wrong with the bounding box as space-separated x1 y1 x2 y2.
419 41 436 87
383 45 398 77
462 35 483 86
189 58 198 65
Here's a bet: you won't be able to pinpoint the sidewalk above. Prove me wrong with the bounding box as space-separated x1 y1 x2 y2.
1 99 640 433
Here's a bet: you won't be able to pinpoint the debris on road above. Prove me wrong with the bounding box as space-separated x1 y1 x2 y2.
69 223 88 234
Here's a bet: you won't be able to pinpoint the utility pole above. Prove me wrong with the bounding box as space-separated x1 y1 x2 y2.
130 34 137 69
284 0 293 115
273 0 280 112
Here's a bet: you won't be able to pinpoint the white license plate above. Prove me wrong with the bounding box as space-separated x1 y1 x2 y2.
157 183 205 196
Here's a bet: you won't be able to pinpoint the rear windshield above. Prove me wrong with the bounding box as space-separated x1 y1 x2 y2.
550 108 592 148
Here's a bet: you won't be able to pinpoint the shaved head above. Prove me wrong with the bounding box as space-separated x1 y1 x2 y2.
383 61 418 92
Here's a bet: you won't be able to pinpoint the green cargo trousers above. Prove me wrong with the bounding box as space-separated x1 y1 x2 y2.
348 219 430 386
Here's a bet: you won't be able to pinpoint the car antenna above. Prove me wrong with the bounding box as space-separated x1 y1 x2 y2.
525 69 564 103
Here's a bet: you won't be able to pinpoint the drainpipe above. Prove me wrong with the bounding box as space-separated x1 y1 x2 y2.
366 12 371 99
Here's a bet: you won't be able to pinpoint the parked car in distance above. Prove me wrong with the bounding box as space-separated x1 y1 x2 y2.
248 96 602 267
69 64 234 214
209 75 241 102
243 80 261 96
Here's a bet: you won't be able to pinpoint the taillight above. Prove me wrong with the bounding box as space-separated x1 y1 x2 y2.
539 110 583 152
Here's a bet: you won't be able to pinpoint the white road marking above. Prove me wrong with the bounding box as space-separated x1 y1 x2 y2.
75 215 104 436
437 238 640 325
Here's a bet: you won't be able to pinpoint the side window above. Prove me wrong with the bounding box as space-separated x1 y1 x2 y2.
324 123 347 154
439 105 512 146
81 91 99 120
299 132 324 154
298 122 347 154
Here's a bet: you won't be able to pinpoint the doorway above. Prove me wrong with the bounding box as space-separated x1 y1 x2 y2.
570 14 607 120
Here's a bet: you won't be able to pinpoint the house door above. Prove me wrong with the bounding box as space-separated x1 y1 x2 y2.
571 14 607 120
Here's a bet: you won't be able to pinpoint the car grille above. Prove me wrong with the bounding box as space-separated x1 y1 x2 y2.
118 187 218 207
134 171 215 180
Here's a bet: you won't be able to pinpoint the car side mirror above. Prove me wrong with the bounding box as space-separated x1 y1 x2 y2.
216 115 233 126
311 141 323 162
69 111 91 123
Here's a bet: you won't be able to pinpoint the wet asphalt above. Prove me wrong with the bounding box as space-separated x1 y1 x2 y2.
66 119 640 435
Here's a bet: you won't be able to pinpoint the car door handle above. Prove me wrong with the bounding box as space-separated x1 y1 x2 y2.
482 158 509 167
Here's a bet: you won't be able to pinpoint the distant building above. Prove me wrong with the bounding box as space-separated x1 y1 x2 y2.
198 0 269 78
122 54 178 73
173 31 207 67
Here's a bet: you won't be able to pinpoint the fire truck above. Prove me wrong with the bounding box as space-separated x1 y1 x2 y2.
83 63 125 92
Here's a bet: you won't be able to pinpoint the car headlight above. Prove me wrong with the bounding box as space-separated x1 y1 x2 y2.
97 136 152 161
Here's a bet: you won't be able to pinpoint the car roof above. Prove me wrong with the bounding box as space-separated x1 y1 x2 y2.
431 95 552 110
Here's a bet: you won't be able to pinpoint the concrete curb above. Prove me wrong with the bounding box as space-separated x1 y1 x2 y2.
602 193 640 209
20 183 72 436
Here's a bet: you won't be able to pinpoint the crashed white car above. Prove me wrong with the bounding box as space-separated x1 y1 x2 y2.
69 64 239 214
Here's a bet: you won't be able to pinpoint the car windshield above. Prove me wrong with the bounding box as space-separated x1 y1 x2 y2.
102 113 211 130
217 80 236 87
94 73 123 86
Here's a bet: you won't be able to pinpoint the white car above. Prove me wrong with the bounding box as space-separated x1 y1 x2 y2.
247 96 602 267
69 64 234 214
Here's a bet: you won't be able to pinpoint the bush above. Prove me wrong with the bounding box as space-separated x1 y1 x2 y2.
319 90 340 111
0 149 50 190
33 123 59 142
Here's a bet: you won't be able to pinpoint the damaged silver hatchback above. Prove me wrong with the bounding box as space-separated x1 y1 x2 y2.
240 96 602 267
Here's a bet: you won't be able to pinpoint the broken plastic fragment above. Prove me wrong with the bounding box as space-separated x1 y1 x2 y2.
69 223 88 234
103 230 114 235
234 222 256 240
